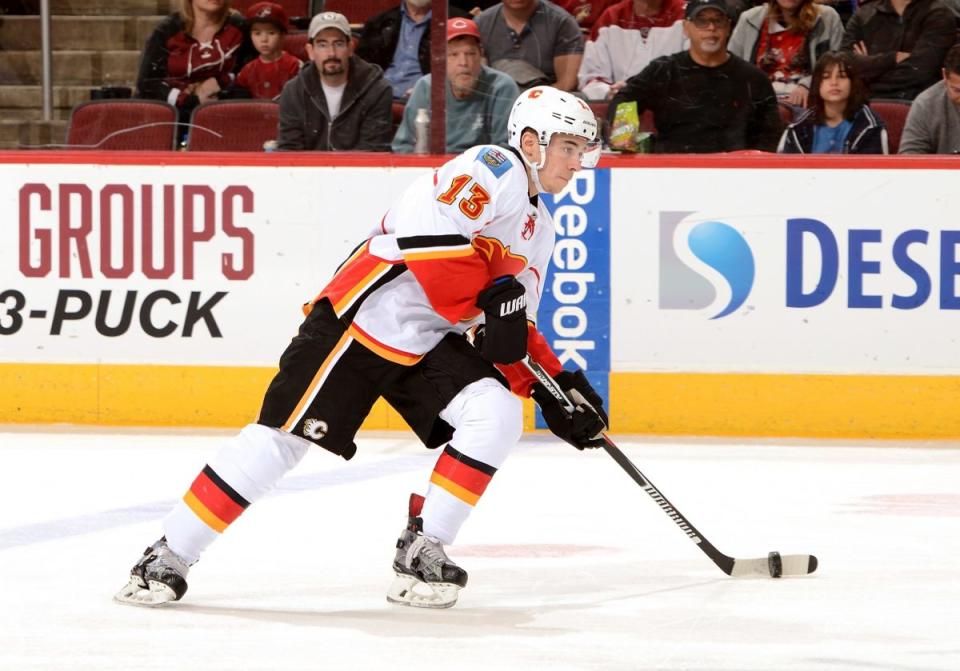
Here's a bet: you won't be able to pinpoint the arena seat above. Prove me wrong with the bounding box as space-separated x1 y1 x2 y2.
187 100 280 151
392 99 405 134
66 99 178 150
778 101 797 127
869 100 911 154
282 32 309 61
324 0 395 24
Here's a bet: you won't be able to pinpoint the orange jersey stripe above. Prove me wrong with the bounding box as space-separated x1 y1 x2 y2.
319 243 400 317
402 247 476 262
347 323 423 366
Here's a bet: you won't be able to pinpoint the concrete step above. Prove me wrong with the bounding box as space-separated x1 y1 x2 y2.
0 119 68 150
0 106 71 120
0 50 140 86
0 15 163 50
49 0 174 16
0 84 97 110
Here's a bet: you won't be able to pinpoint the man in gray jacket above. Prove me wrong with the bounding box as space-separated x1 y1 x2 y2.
277 12 393 151
900 45 960 154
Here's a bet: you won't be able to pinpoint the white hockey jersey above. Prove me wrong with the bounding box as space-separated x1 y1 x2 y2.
313 144 563 387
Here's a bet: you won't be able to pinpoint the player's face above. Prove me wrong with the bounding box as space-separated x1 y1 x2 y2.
502 0 537 11
944 71 960 106
307 28 352 78
684 9 731 57
250 23 282 58
447 37 482 98
538 134 591 193
819 64 851 105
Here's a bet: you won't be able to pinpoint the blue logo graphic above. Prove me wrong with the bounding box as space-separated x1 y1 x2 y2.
660 212 755 319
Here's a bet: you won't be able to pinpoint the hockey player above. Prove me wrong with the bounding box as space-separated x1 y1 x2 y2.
115 85 609 609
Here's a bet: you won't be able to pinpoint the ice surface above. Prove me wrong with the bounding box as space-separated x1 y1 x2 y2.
1 428 958 671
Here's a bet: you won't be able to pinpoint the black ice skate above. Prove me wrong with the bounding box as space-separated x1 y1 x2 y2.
114 537 191 607
387 494 468 609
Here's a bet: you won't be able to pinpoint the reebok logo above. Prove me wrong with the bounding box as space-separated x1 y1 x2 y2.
499 295 526 317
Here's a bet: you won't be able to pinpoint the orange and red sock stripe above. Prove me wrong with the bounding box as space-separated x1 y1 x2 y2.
429 445 497 506
182 465 250 533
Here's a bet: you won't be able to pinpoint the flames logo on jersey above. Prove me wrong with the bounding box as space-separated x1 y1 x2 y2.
472 236 528 279
521 214 536 240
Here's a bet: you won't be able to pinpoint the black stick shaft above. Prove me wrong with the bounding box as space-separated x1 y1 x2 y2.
522 357 736 575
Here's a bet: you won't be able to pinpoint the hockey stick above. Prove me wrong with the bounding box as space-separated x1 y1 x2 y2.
522 357 818 578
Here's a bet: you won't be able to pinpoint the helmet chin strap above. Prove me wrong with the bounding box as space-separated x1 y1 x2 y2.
520 141 549 194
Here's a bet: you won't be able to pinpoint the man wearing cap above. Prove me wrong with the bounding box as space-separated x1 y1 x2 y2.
606 0 782 153
356 1 471 99
277 12 393 151
392 18 520 153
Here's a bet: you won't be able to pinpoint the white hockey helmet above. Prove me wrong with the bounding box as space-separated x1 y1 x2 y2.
507 86 601 173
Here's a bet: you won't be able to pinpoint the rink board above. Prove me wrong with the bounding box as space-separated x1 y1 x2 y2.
1 151 959 438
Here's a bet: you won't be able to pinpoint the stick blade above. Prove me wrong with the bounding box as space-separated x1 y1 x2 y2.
729 554 818 578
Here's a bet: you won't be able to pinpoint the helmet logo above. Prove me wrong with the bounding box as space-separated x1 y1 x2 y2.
528 89 543 99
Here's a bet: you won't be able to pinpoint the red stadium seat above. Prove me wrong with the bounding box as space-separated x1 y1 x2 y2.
869 100 911 154
392 99 406 134
66 99 178 150
187 100 280 151
778 101 797 127
324 0 395 24
283 31 309 61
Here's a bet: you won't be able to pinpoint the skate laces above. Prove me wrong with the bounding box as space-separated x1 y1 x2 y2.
406 535 451 575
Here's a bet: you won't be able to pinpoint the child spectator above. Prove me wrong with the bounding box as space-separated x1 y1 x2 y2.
236 2 303 100
778 51 888 154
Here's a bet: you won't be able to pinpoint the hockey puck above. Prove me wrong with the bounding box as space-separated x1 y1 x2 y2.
767 551 783 578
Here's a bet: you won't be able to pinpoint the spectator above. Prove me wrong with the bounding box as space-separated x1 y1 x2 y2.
899 44 960 153
778 51 888 153
277 12 393 151
235 2 303 99
137 0 253 128
840 0 956 101
392 17 520 153
475 0 585 91
577 0 687 101
451 0 500 14
556 0 621 32
607 0 783 153
728 0 844 107
356 1 471 99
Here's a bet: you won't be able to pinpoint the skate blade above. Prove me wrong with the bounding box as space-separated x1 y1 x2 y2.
113 577 178 607
386 572 460 609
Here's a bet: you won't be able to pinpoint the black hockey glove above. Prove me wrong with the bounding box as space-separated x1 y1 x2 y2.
531 370 608 450
475 276 528 364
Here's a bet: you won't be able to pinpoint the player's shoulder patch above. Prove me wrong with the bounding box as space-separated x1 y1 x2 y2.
475 146 513 179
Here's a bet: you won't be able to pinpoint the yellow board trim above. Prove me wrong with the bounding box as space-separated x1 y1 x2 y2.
608 371 960 440
183 490 228 533
3 363 959 439
429 471 480 506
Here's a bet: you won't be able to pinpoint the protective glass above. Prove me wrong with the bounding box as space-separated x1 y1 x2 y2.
549 137 602 169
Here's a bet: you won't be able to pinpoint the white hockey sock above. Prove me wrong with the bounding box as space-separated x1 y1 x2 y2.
421 379 522 545
162 423 311 564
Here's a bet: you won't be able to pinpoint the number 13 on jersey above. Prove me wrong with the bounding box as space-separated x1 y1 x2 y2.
437 174 490 220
